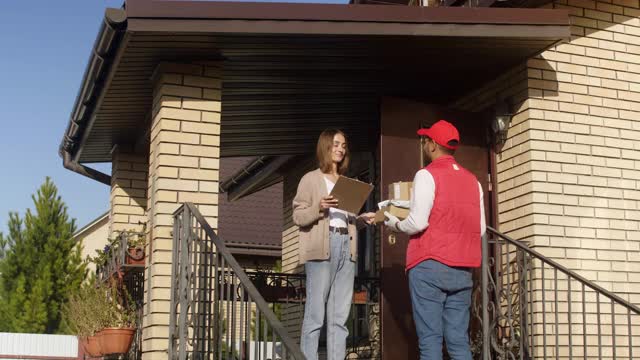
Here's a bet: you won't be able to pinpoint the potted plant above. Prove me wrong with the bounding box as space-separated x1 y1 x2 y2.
123 230 146 266
99 280 138 355
65 281 107 357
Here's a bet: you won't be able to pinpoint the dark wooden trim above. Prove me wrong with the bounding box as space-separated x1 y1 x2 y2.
129 19 570 39
127 0 570 26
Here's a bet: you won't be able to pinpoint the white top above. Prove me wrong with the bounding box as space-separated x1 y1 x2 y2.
397 169 486 236
324 177 349 228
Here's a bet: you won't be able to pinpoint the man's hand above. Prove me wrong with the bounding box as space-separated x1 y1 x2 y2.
384 211 401 232
319 196 339 211
358 212 376 225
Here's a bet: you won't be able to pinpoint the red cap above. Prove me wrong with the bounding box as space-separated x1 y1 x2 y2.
417 120 460 150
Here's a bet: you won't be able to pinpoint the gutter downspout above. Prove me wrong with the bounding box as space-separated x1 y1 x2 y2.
59 8 127 186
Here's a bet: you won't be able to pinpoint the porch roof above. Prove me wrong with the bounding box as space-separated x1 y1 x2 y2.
59 0 570 165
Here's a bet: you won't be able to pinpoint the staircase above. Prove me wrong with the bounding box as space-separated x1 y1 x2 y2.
169 203 640 359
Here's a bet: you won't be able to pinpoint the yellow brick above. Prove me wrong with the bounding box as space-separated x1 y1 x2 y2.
561 143 591 154
182 99 221 112
180 144 219 158
585 28 614 41
578 175 607 186
156 95 181 109
619 110 640 121
155 166 179 178
591 106 620 118
588 86 618 99
592 146 621 158
594 166 622 178
156 131 200 145
575 134 604 146
559 102 589 114
606 157 634 169
558 62 587 75
155 143 179 155
563 184 594 196
115 205 145 216
155 190 177 202
157 154 199 168
203 88 221 100
561 122 591 134
200 157 220 170
201 111 221 123
159 84 202 98
179 168 219 181
178 192 219 204
183 75 221 89
201 135 220 146
199 181 219 193
155 178 198 192
181 121 220 135
158 107 200 122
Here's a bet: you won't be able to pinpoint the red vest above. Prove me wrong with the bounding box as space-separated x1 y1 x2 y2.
405 156 482 271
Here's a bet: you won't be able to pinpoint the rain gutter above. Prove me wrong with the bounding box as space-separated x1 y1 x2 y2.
59 8 127 186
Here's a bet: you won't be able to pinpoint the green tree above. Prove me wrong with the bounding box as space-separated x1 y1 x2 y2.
0 177 87 333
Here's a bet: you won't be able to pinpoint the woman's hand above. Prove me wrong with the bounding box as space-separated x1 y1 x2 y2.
319 196 339 211
358 212 376 225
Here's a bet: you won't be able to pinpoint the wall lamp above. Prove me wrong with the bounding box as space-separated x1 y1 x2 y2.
491 100 512 149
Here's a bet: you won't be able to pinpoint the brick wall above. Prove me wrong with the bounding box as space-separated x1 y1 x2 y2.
110 149 148 235
453 0 640 357
142 62 222 359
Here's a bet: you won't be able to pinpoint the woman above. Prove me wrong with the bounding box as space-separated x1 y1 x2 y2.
293 129 375 360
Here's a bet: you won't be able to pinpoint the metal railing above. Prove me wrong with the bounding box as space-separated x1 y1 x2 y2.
96 230 146 282
243 271 381 359
169 203 306 360
479 226 640 359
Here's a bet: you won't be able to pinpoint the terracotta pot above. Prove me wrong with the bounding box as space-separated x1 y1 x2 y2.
353 290 368 304
126 247 145 265
80 334 102 357
99 327 136 355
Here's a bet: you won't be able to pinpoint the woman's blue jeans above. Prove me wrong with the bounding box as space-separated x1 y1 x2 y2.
408 259 473 360
301 231 354 360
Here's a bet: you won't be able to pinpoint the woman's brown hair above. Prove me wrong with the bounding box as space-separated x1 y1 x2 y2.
316 129 349 175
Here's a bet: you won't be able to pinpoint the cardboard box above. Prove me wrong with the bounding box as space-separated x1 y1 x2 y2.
388 181 413 201
374 205 411 224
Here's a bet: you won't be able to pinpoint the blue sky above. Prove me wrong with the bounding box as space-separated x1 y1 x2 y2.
0 0 347 235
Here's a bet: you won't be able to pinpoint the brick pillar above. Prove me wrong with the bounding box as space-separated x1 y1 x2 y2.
110 147 148 235
142 62 221 359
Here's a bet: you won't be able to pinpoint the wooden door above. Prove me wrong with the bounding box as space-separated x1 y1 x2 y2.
379 96 491 359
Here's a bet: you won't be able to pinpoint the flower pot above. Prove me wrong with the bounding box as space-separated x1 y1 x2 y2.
353 290 368 304
99 327 136 355
80 334 102 357
126 247 145 265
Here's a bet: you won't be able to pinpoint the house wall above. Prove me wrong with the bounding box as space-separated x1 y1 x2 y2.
452 0 640 357
75 215 109 275
143 62 222 360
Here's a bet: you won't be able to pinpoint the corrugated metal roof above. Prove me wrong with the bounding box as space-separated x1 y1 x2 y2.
218 157 283 253
0 333 78 358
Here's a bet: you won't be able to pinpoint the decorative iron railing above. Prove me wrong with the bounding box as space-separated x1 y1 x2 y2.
95 230 146 360
96 230 146 282
243 271 381 359
479 227 640 360
169 203 306 360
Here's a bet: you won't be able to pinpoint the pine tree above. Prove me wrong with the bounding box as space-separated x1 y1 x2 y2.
0 177 87 333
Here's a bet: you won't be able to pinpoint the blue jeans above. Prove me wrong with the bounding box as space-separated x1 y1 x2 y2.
408 259 473 360
301 231 354 360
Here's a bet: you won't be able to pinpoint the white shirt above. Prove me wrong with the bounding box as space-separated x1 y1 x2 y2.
397 169 486 236
324 177 349 228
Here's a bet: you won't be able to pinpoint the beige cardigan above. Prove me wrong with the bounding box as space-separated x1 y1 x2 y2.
293 168 366 264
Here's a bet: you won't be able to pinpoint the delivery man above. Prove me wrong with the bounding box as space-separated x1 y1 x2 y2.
384 119 486 360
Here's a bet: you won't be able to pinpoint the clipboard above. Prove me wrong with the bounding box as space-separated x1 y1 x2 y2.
329 176 374 214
